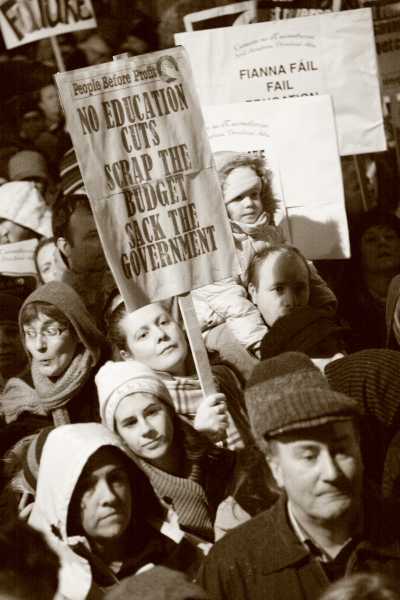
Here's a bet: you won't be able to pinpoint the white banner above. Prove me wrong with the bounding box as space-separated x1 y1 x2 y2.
184 1 256 31
204 96 350 259
176 8 386 156
0 0 97 49
0 239 37 276
55 47 239 311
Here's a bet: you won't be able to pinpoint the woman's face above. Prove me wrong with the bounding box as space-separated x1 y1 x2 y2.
23 311 78 378
115 392 174 466
119 303 188 375
360 225 400 274
224 166 263 224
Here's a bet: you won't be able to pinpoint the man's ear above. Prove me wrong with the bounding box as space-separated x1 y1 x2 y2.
266 454 284 489
248 282 257 305
56 237 71 261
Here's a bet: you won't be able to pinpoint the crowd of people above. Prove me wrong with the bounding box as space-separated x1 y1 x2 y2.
1 1 400 599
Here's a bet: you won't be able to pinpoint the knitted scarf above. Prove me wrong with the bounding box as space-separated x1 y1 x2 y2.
1 348 93 423
230 212 284 244
156 369 246 450
31 347 93 411
134 456 214 543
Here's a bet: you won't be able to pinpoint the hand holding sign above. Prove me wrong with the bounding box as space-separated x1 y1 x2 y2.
194 393 229 443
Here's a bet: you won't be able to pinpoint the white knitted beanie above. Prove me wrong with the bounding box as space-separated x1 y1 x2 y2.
95 360 174 432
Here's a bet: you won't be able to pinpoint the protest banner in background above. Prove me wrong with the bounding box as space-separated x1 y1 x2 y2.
0 0 96 49
204 95 350 260
364 1 400 94
184 1 256 32
176 8 386 157
0 239 37 276
257 0 342 21
55 47 239 311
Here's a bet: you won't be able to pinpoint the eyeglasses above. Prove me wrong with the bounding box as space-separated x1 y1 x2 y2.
24 325 68 340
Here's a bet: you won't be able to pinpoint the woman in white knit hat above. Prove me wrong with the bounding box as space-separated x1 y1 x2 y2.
96 359 239 545
106 299 253 452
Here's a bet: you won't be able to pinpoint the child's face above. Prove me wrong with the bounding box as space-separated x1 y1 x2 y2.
224 166 263 224
249 251 310 327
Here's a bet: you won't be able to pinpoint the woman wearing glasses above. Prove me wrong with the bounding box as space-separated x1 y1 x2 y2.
0 281 108 433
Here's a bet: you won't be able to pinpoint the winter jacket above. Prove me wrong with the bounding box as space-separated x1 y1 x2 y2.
192 228 337 352
29 423 201 600
197 491 400 600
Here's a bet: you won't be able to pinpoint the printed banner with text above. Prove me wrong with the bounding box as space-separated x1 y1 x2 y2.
176 8 385 156
0 239 37 276
55 47 239 310
257 0 342 21
204 96 350 260
0 0 97 49
367 1 400 95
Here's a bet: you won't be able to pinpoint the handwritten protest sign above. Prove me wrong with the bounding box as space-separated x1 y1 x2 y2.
0 239 37 276
55 47 239 311
184 1 256 32
204 96 350 260
176 8 386 157
0 0 96 49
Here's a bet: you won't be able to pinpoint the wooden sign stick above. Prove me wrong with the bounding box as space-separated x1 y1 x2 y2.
353 155 370 212
50 36 66 72
178 292 217 397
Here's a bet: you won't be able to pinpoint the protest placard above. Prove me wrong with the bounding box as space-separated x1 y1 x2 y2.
175 8 386 157
184 1 256 32
55 47 239 312
257 0 342 21
363 1 400 94
204 95 350 260
0 239 37 277
0 0 96 49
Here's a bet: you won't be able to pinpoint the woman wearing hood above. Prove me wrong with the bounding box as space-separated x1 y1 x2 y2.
0 281 108 461
28 423 200 600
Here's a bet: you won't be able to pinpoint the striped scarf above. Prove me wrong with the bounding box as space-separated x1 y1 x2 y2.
156 365 251 450
134 457 214 543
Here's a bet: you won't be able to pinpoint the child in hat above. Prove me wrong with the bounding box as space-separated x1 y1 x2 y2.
192 152 336 365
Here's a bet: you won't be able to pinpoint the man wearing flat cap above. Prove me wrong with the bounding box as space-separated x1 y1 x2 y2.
197 352 400 600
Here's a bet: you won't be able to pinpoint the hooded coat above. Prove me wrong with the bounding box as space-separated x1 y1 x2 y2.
29 423 201 600
1 281 108 428
191 152 336 353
